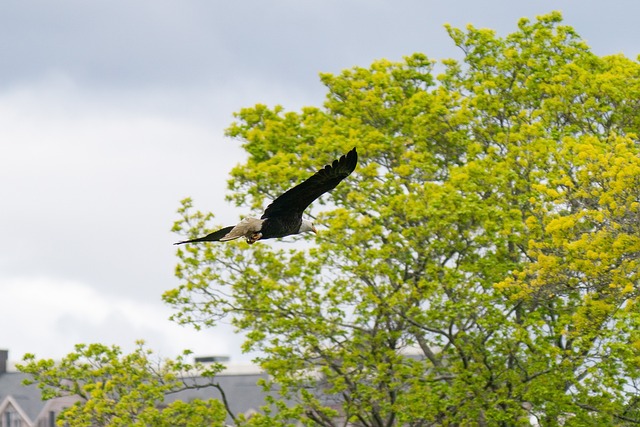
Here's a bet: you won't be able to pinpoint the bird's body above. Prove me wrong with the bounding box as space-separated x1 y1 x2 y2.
259 215 301 239
175 148 358 245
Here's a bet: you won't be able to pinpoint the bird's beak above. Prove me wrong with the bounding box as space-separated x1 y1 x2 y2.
311 225 318 234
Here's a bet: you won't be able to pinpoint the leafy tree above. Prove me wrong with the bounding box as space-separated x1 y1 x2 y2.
18 342 230 427
168 12 640 426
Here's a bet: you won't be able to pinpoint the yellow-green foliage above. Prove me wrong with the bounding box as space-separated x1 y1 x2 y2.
19 343 228 427
168 12 640 426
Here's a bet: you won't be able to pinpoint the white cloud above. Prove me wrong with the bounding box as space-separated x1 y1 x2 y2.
1 276 248 362
0 74 241 293
0 76 253 364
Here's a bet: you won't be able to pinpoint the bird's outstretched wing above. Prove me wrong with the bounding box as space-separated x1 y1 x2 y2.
174 226 235 245
261 147 357 219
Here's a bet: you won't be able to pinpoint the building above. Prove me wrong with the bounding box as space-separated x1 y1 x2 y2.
0 350 79 427
0 350 269 427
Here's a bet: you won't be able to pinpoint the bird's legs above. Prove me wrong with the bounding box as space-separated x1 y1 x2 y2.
246 232 262 244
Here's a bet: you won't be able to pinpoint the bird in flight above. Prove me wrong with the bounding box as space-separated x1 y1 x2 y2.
175 147 358 245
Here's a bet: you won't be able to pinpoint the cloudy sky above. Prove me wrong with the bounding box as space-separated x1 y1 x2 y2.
1 1 638 364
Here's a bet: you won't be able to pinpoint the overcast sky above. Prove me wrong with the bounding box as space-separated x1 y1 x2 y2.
1 1 638 364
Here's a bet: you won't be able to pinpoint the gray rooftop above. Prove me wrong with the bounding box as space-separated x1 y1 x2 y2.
0 363 273 424
0 372 48 422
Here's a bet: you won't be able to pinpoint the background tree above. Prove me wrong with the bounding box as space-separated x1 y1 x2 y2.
169 12 640 426
19 342 231 427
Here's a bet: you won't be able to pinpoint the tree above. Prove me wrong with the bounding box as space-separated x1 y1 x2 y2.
19 342 230 427
168 12 640 426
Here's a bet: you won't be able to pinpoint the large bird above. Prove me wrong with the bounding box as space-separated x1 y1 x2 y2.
175 147 358 245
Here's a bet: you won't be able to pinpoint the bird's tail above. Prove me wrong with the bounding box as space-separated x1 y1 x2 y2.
173 226 236 245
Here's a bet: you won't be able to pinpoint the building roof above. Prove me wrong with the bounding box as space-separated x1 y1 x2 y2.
0 362 272 425
166 371 272 418
0 372 47 423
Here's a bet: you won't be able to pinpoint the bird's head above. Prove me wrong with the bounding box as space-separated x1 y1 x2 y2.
300 219 317 235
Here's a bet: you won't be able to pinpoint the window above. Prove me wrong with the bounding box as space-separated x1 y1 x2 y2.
2 410 22 427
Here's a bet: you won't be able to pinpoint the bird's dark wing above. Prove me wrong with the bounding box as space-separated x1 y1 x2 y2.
261 147 357 219
174 226 235 245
